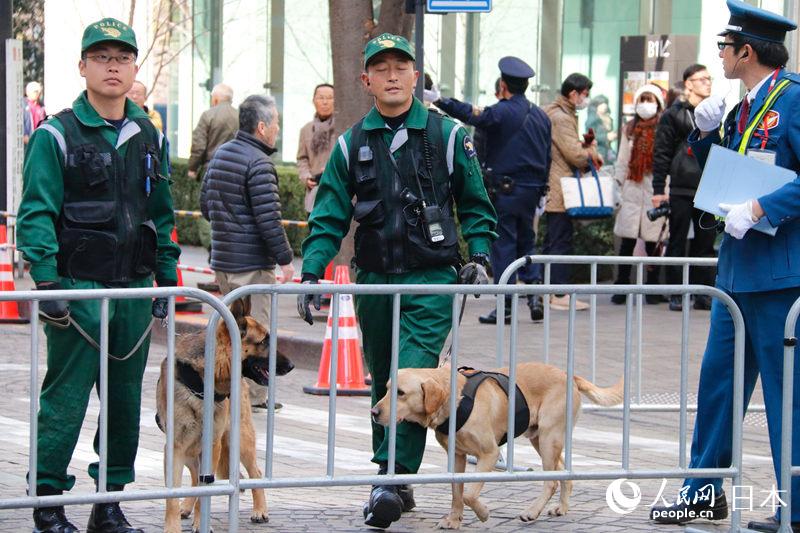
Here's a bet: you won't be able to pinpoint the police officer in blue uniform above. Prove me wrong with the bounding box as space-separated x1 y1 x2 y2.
434 57 551 324
650 2 800 531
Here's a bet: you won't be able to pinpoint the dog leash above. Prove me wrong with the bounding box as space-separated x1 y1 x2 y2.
439 294 468 367
67 316 155 361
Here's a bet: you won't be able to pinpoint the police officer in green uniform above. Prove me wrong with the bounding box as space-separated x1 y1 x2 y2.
17 18 180 533
297 34 496 529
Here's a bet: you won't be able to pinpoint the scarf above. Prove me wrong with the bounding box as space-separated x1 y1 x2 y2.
310 114 335 156
627 116 657 183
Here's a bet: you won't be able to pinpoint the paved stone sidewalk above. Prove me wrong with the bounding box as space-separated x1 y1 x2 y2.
0 262 783 532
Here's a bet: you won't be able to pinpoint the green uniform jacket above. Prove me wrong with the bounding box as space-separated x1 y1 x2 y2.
301 98 497 277
17 92 179 285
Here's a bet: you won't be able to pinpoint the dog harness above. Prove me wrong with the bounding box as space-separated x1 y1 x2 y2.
176 360 230 403
434 366 531 445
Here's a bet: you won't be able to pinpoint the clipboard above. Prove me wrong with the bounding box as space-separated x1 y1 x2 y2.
693 144 797 236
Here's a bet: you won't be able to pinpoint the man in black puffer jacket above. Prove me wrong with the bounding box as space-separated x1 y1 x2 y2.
201 94 295 408
652 63 717 312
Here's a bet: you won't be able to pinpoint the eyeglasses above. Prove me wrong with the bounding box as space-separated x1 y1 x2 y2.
85 53 136 65
689 75 713 84
717 41 735 50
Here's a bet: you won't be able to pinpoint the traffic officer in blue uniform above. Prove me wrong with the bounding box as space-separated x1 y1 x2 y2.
650 2 800 531
434 57 551 324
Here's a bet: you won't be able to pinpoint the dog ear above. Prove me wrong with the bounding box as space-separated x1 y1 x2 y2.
230 296 251 337
421 379 446 417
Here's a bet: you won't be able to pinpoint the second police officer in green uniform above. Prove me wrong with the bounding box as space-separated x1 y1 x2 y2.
17 18 180 533
297 33 497 529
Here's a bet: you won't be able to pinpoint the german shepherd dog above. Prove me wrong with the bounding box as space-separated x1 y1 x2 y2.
156 297 294 533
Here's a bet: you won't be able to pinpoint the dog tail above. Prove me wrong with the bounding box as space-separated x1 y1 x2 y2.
574 375 624 406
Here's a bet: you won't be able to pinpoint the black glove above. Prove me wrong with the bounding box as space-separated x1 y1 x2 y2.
153 278 177 320
457 253 490 298
36 282 70 328
152 298 169 320
296 273 321 325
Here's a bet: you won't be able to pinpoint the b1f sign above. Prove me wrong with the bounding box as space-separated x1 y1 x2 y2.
427 0 492 13
647 38 671 58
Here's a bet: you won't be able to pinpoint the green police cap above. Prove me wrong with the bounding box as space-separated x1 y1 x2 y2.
81 18 138 53
363 33 415 68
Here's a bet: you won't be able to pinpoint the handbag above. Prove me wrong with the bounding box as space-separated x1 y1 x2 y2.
560 159 615 219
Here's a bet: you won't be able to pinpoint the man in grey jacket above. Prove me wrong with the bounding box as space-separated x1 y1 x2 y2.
201 94 294 408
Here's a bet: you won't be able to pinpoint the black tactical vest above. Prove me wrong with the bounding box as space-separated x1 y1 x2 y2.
54 109 161 283
348 111 460 274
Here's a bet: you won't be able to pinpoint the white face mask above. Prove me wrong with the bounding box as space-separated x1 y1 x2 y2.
635 101 658 119
575 96 589 110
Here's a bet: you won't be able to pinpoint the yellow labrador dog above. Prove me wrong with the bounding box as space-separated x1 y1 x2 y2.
371 363 623 529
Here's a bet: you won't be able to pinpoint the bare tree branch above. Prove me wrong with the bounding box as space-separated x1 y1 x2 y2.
128 0 136 27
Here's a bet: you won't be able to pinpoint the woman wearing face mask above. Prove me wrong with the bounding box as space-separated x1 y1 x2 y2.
611 84 667 304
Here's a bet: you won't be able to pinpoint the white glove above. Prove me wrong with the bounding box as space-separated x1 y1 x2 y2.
718 200 758 239
694 95 727 132
423 85 441 105
535 195 546 217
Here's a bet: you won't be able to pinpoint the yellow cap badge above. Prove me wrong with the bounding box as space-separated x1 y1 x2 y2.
100 26 122 38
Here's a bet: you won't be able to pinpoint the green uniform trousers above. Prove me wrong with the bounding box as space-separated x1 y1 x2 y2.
355 267 456 473
36 277 153 492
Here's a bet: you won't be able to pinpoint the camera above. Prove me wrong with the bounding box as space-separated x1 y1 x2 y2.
646 201 671 221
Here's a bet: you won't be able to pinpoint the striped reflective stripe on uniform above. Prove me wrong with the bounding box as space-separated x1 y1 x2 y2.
446 123 463 175
38 124 67 163
116 119 141 149
389 127 408 152
339 135 349 170
738 78 791 154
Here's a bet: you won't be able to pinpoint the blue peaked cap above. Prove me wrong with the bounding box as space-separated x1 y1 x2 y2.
498 56 535 79
719 0 796 43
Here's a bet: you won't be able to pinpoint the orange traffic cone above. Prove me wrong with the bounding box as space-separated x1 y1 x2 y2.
0 225 28 323
170 227 202 313
303 265 370 396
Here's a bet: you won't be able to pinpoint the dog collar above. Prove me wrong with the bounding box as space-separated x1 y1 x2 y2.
434 367 530 446
176 360 230 403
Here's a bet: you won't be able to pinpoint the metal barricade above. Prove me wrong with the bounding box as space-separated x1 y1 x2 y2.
0 281 753 531
215 282 748 531
0 287 242 533
496 255 765 414
780 297 800 532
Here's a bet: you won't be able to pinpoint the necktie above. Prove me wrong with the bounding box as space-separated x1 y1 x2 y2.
737 97 751 134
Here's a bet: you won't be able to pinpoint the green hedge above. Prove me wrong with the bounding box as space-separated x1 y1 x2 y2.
169 158 309 254
169 158 615 280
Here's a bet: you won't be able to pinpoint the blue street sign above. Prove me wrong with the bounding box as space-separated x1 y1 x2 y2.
427 0 492 13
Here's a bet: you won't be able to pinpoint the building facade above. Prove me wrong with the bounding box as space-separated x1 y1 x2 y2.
41 0 800 164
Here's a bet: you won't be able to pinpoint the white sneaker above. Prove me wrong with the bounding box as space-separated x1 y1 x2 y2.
550 295 590 311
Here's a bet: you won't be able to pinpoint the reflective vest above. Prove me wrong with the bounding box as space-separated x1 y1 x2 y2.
348 111 461 274
55 109 161 283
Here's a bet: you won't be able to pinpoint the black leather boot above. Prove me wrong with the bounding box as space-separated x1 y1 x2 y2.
87 485 143 533
527 294 544 322
33 506 79 533
479 297 513 324
362 464 406 529
397 484 416 512
747 516 800 532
